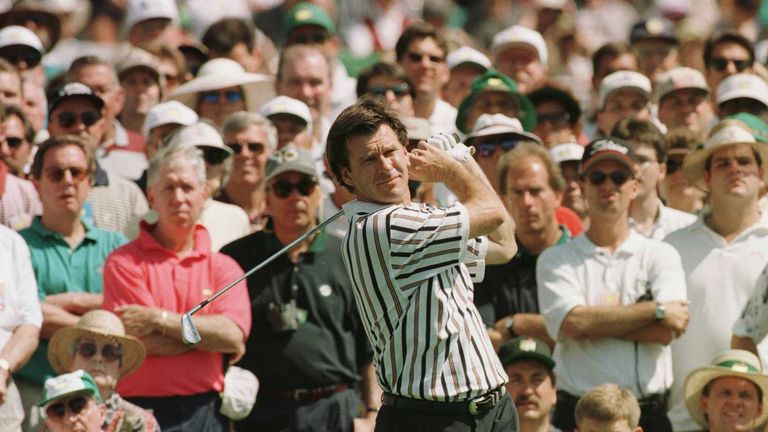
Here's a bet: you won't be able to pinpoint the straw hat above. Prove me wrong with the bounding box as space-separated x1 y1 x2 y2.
48 310 146 378
170 58 274 113
684 349 768 428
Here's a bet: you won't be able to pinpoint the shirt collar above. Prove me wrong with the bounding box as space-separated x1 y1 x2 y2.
136 221 211 259
577 229 642 256
93 162 109 186
29 216 99 242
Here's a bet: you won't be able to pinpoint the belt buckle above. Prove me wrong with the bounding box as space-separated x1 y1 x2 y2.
468 399 479 415
291 389 302 401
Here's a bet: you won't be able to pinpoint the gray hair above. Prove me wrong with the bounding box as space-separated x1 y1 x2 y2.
147 143 207 189
221 111 279 150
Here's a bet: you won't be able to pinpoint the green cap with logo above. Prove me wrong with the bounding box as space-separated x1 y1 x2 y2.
39 370 102 407
285 2 336 36
498 336 555 370
264 144 318 183
726 112 768 144
456 69 536 134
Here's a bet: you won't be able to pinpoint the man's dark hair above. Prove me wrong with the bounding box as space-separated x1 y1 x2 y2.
356 61 413 98
326 99 407 192
703 32 755 69
611 118 667 163
592 42 636 78
31 135 96 180
5 105 36 143
394 21 447 62
202 18 255 56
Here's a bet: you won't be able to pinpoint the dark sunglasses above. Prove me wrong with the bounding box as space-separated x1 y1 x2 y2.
200 90 243 104
666 158 684 175
711 57 750 72
77 341 122 362
471 137 521 158
45 396 89 420
6 137 23 149
290 32 328 45
201 148 230 165
585 170 631 186
0 49 41 68
226 142 265 155
271 178 316 198
367 83 410 98
406 51 444 64
55 111 102 129
44 166 89 184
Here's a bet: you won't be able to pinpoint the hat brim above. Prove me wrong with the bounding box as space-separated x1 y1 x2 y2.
48 327 147 378
49 94 105 117
502 352 555 370
684 366 768 428
170 73 275 113
456 90 537 134
581 151 634 175
683 141 768 190
466 128 542 145
0 10 60 50
264 165 318 184
39 388 96 408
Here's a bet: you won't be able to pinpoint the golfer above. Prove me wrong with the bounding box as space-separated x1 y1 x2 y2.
325 99 519 431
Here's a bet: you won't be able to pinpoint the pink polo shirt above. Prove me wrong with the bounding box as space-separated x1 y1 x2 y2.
102 222 251 397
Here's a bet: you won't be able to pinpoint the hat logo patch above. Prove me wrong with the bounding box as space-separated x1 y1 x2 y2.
273 147 300 163
730 363 749 373
319 284 332 297
296 9 313 21
487 78 502 87
592 139 628 155
520 339 537 352
646 18 665 35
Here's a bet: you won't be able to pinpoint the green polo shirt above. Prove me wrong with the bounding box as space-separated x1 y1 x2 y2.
14 217 127 385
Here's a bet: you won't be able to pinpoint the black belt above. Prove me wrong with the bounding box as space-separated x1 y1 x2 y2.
381 386 505 415
261 384 351 402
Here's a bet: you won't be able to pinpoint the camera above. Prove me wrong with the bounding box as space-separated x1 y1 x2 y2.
267 300 300 332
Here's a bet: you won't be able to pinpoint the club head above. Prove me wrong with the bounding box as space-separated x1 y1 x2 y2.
181 313 201 345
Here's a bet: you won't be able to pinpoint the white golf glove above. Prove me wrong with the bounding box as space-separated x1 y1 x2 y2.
425 133 474 163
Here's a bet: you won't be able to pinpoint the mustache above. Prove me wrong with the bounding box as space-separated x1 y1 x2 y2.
515 395 539 406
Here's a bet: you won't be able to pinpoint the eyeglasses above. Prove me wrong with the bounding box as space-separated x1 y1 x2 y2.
666 157 684 174
199 90 243 104
6 137 24 149
406 51 444 64
471 137 521 158
0 49 42 68
289 32 328 45
270 178 316 198
585 170 631 186
55 111 102 128
77 341 123 362
226 142 265 155
201 148 230 165
367 83 410 98
45 396 90 420
710 57 750 72
44 166 89 184
536 111 571 127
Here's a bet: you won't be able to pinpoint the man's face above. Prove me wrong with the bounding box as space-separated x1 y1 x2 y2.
146 123 180 161
707 42 753 93
33 144 91 217
597 90 650 136
533 100 576 147
69 336 121 396
23 78 46 132
660 151 703 209
71 64 125 123
147 163 207 229
703 144 764 202
0 71 22 108
593 53 638 91
365 75 415 117
224 124 271 186
504 360 557 423
398 37 448 97
120 69 161 117
197 85 246 128
582 159 638 217
466 91 520 133
442 64 484 108
44 395 104 432
340 124 410 204
268 114 311 150
701 376 763 432
48 97 105 151
658 89 714 136
4 114 31 174
635 39 678 81
128 18 174 55
560 160 588 219
576 418 641 432
494 44 546 93
267 171 320 231
276 52 332 124
504 155 561 235
633 145 664 200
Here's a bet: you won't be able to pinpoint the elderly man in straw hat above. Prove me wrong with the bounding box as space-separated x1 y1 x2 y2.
684 349 768 432
48 310 158 432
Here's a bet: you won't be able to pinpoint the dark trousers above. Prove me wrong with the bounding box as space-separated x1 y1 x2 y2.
127 391 228 432
234 388 360 432
552 390 672 432
374 392 518 432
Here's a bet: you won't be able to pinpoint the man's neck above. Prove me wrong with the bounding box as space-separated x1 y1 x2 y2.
520 418 553 432
41 212 86 249
224 180 266 221
274 223 316 262
706 197 761 242
629 192 660 234
413 92 437 119
518 224 562 256
119 112 145 135
151 222 196 255
585 212 631 251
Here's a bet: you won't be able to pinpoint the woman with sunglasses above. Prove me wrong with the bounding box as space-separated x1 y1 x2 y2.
48 309 158 432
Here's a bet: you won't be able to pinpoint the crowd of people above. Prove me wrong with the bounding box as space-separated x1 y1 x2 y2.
2 0 768 431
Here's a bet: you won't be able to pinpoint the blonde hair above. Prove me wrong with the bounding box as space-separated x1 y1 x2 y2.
575 384 641 428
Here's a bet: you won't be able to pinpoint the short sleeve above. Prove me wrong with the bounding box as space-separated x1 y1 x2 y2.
648 242 687 303
13 232 41 328
536 245 586 340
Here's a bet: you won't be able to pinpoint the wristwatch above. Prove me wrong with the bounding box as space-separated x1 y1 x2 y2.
655 302 666 321
0 358 10 373
504 316 517 337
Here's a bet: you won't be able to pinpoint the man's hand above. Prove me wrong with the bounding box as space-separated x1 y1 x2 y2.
353 410 377 432
426 133 474 163
115 304 160 337
408 141 463 184
660 300 689 338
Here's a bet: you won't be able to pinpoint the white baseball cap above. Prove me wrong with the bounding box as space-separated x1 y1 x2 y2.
491 25 548 65
466 113 542 144
260 96 312 126
0 25 43 53
550 143 584 163
655 67 709 103
125 0 179 31
446 47 491 71
598 70 652 110
716 73 768 108
166 121 233 159
143 101 199 138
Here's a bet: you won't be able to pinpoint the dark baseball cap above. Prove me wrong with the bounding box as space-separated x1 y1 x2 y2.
499 337 555 370
580 137 635 175
629 17 677 45
48 82 104 115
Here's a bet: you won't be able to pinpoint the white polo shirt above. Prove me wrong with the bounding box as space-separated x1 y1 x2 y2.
629 199 697 240
429 98 458 135
0 224 41 350
665 212 768 431
537 230 686 397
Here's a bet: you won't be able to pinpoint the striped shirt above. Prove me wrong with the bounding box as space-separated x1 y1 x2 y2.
342 200 506 401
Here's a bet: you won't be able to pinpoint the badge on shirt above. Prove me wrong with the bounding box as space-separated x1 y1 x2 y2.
318 284 332 297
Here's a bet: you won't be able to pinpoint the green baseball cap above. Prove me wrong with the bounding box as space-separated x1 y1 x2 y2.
39 370 102 407
284 2 336 36
498 337 555 370
726 112 768 144
456 70 536 134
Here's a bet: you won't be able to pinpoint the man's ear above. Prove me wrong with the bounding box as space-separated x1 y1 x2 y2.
340 166 353 191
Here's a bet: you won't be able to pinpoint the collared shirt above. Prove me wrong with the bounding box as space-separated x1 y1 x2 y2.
88 168 149 236
629 199 696 240
0 173 41 231
102 223 252 397
342 200 506 401
537 230 686 397
665 212 768 432
0 225 42 351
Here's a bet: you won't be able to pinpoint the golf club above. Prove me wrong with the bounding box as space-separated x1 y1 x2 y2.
181 209 345 345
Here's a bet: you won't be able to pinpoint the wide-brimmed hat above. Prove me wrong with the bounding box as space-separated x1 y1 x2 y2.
456 69 536 133
465 113 542 145
684 349 768 428
170 58 274 113
683 119 768 190
48 310 146 378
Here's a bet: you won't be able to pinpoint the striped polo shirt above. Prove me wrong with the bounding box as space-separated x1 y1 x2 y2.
342 200 507 401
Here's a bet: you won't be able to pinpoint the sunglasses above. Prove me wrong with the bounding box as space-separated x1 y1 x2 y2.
44 166 89 184
471 137 521 158
199 90 243 104
6 137 23 149
0 49 41 68
290 32 328 45
201 148 230 165
55 111 102 129
367 83 410 98
271 178 316 198
710 57 750 72
666 157 684 175
77 341 123 362
585 170 631 186
406 51 444 64
226 142 265 155
45 396 90 420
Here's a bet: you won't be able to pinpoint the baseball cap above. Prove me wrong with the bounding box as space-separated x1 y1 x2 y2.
456 70 537 133
598 71 652 110
39 370 102 407
0 25 44 53
401 116 431 142
727 112 768 144
143 101 199 138
491 25 548 65
446 47 491 71
550 142 584 164
580 137 635 175
716 73 768 108
284 2 336 36
527 85 582 125
498 337 555 370
260 96 312 127
125 0 179 31
629 17 677 44
166 122 233 160
264 144 318 183
117 47 162 85
466 113 542 145
655 67 709 103
48 82 104 115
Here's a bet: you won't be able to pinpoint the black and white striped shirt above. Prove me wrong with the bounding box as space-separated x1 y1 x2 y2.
341 200 507 401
